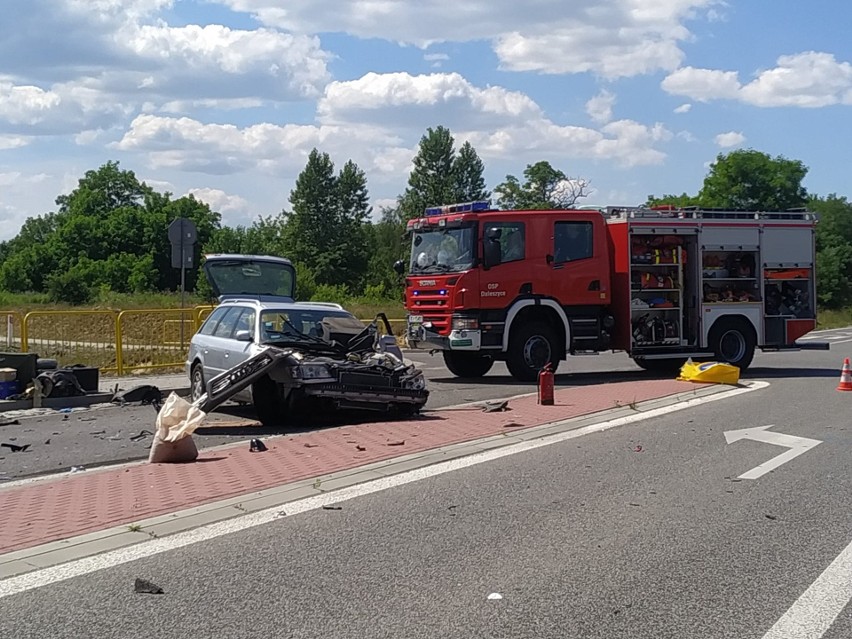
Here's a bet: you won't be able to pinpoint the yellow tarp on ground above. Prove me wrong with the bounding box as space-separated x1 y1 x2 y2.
677 359 740 385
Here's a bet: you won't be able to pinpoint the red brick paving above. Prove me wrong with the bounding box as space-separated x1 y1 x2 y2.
0 379 695 554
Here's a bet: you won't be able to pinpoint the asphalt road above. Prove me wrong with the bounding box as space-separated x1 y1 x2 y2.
1 330 852 638
0 348 664 480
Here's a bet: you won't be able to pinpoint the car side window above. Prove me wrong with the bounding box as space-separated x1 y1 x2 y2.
198 307 229 336
235 308 256 335
212 307 244 338
554 221 594 263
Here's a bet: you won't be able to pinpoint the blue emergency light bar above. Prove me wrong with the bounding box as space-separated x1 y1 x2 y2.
424 200 490 216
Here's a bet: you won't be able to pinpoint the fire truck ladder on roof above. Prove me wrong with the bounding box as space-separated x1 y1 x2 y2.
605 206 817 221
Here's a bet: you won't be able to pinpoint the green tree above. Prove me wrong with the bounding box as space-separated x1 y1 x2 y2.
0 161 222 298
397 126 490 220
336 160 372 290
453 141 490 203
812 194 852 307
398 126 458 219
494 161 590 210
279 149 372 291
643 192 702 208
699 149 809 211
364 206 407 297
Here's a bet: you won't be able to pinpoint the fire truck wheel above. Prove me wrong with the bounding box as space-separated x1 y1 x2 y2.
442 351 494 378
252 375 287 427
507 321 560 382
709 318 756 370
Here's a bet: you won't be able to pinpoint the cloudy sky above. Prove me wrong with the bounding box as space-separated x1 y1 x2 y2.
1 0 850 240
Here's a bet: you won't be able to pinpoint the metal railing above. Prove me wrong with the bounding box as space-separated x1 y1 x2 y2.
0 306 406 377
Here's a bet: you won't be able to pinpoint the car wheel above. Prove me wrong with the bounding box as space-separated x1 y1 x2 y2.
709 318 756 370
190 364 205 402
442 351 494 378
506 321 560 383
251 375 287 427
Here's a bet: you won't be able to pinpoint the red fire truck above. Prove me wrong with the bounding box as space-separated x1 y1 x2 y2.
397 201 829 381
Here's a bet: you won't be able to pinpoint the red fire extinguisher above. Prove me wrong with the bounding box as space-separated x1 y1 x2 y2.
538 363 554 406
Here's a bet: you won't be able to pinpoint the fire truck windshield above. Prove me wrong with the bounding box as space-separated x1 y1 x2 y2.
409 225 475 274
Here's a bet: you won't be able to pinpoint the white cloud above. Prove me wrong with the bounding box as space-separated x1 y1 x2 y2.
740 52 852 108
661 67 741 101
424 53 449 62
0 1 332 110
215 0 719 78
674 103 692 113
117 71 673 176
714 131 745 147
113 113 403 176
0 135 29 150
586 90 616 124
187 187 249 214
662 52 852 108
318 72 543 130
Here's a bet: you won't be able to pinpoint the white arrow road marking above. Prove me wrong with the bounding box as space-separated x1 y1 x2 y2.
724 425 821 480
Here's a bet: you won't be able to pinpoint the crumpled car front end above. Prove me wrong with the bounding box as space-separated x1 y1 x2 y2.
290 349 429 413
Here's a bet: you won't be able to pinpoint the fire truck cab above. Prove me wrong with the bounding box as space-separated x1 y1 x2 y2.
400 201 828 382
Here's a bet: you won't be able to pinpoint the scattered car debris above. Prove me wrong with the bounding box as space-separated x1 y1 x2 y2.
765 514 777 521
130 430 153 442
304 443 320 448
633 445 644 452
321 505 343 511
44 439 50 445
70 466 86 473
502 421 525 428
112 385 163 412
0 418 20 427
355 445 366 451
89 430 106 435
487 593 503 600
482 400 510 413
249 438 267 453
1 442 29 453
134 578 164 595
386 440 405 446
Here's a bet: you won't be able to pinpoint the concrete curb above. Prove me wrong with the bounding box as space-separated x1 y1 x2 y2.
0 380 760 579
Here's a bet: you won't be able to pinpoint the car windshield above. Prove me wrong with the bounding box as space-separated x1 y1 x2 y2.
259 309 361 344
409 225 476 274
205 259 295 298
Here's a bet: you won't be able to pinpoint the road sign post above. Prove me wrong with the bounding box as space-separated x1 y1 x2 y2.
168 218 198 348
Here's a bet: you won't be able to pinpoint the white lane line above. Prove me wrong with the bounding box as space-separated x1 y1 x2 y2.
0 381 768 598
761 536 852 639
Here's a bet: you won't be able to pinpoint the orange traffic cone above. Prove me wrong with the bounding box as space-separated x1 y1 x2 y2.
838 358 852 391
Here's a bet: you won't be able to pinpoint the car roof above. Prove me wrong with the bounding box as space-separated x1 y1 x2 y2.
217 299 353 313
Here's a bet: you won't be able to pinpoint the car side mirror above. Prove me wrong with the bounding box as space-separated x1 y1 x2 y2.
393 260 405 275
234 330 253 342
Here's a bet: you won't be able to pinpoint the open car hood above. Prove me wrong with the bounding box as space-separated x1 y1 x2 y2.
202 254 296 302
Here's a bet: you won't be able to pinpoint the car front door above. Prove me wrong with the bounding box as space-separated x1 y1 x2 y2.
205 306 246 376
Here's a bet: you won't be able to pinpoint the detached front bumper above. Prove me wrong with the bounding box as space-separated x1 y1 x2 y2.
305 382 429 406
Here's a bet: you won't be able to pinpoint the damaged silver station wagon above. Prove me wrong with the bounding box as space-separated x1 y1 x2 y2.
186 254 429 426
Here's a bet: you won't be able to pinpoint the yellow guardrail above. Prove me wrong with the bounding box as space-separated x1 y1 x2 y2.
0 306 407 377
21 310 120 373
